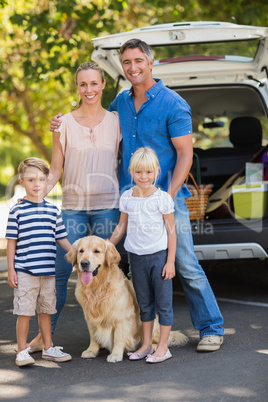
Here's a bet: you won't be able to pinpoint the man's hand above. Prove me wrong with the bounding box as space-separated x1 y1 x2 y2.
50 113 63 132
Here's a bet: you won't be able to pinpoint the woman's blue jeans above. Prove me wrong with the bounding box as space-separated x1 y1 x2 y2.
51 208 124 334
174 198 224 338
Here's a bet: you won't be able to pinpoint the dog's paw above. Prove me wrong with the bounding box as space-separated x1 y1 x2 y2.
81 349 98 359
107 353 123 363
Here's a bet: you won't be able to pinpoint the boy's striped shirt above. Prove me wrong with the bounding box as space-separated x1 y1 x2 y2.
6 199 67 276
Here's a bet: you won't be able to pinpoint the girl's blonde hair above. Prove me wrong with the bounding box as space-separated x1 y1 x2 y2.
18 157 49 179
129 147 160 183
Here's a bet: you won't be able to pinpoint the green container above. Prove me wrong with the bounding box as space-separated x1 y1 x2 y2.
232 182 268 219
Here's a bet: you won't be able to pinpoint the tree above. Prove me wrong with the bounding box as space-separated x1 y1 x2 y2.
1 0 268 194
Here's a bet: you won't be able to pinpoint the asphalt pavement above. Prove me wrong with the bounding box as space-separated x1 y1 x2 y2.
0 258 268 401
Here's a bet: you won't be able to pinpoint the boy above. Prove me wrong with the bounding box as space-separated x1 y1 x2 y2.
6 157 72 366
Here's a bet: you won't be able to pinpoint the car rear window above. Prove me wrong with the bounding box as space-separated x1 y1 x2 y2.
152 39 260 65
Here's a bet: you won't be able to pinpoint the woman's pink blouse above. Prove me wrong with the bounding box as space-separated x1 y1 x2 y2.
55 111 122 210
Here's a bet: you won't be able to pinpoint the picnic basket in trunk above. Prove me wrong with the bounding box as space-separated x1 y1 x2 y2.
185 153 212 220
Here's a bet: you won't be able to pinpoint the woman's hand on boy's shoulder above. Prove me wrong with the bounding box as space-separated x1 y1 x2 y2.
17 196 25 204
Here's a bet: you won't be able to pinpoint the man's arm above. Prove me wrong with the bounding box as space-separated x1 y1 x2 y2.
167 134 193 200
50 91 120 130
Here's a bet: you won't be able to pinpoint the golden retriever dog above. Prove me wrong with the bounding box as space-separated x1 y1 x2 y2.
66 235 188 363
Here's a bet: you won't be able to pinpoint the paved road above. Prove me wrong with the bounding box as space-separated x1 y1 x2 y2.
0 259 267 401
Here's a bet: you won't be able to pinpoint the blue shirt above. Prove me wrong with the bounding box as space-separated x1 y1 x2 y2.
5 199 67 276
109 79 192 198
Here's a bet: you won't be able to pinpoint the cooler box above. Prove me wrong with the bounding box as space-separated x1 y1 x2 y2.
232 182 268 219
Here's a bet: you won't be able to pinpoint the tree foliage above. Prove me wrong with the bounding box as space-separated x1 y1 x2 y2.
1 0 268 194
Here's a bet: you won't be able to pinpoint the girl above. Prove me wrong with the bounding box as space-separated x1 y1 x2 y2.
110 147 176 363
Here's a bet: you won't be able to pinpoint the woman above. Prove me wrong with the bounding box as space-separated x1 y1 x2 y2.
28 62 126 352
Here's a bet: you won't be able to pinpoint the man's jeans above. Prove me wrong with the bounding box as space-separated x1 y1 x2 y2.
174 198 224 338
51 208 123 333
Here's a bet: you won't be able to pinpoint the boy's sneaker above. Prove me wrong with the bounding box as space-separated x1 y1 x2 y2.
197 336 223 352
16 347 35 367
42 346 72 362
28 341 53 354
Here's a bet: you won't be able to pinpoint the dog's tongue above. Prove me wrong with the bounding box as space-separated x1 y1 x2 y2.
81 271 93 285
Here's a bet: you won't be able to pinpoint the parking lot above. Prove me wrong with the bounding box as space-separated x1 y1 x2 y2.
0 257 267 401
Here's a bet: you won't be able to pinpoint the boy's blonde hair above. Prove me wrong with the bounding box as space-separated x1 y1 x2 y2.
18 157 49 179
129 147 160 182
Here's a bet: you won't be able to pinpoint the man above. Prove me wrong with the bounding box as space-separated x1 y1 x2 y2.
111 39 224 352
51 39 224 352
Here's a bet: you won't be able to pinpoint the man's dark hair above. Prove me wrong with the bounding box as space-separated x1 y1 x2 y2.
119 39 154 64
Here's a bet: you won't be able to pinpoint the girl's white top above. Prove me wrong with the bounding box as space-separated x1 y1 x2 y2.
119 188 175 255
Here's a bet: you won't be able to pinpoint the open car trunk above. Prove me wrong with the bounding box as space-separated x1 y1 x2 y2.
92 21 268 260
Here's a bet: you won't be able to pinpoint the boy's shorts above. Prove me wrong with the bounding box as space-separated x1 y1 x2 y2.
13 271 57 316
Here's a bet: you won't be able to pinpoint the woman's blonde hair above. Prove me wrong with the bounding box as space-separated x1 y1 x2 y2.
74 62 105 110
75 62 105 85
18 157 49 179
129 147 160 183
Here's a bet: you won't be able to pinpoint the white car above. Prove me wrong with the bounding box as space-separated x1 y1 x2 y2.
92 21 268 261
